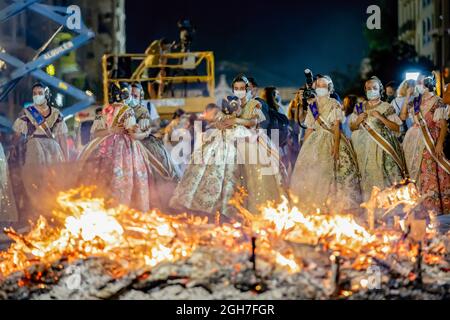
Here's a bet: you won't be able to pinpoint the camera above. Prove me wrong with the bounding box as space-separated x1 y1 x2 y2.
301 69 316 109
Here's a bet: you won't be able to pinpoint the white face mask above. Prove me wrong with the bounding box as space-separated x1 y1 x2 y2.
128 97 139 107
273 94 281 103
234 90 247 100
366 89 380 101
415 85 426 95
33 94 46 106
315 88 329 97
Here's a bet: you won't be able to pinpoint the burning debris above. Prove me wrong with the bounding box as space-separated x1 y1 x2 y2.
0 185 449 300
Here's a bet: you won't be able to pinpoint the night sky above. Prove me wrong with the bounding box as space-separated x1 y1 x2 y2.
126 0 383 87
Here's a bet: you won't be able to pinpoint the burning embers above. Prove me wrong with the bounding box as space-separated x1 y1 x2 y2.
0 184 449 300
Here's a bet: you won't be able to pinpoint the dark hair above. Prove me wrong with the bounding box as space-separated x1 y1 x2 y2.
422 73 437 92
131 82 144 98
32 82 46 90
205 103 219 111
172 108 185 119
95 107 103 114
247 77 258 87
385 81 398 90
343 95 358 117
365 76 385 100
231 74 250 90
263 86 278 111
160 38 171 46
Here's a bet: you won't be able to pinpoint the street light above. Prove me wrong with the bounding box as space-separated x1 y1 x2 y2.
405 72 421 81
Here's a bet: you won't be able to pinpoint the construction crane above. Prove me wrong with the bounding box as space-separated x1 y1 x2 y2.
0 0 95 116
102 48 216 119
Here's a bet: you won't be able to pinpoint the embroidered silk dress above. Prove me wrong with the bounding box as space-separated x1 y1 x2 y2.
78 103 164 212
0 143 18 222
12 106 68 215
170 99 287 220
402 95 450 215
349 101 405 201
290 97 361 214
132 104 181 181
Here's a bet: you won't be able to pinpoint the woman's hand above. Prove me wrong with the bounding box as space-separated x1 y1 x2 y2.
371 110 384 120
307 97 317 105
356 112 368 125
221 118 237 128
331 144 340 162
435 141 444 159
406 86 414 97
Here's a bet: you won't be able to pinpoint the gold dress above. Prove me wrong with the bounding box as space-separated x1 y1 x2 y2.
350 101 405 201
170 99 286 219
0 144 18 222
290 97 361 214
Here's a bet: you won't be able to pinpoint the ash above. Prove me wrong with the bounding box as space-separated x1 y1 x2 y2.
1 245 449 300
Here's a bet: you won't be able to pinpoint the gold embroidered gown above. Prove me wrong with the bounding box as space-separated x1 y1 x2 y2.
0 143 18 222
290 97 361 214
349 101 405 201
169 99 286 220
12 106 68 215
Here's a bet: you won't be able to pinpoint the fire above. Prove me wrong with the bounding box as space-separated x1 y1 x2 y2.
0 187 248 278
0 183 447 284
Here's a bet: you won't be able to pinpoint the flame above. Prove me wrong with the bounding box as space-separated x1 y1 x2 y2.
0 183 447 283
0 187 249 278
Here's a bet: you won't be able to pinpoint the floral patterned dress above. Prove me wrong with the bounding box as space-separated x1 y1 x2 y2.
132 104 181 181
350 101 405 201
403 95 450 216
170 99 287 220
78 104 162 212
290 97 361 214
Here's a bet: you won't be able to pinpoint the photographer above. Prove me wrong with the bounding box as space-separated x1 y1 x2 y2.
247 77 270 130
286 88 307 174
290 73 361 214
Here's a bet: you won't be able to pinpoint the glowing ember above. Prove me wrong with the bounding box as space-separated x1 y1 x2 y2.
0 184 447 283
0 187 248 278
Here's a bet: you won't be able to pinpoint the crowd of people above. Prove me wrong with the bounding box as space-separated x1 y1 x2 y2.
0 71 449 227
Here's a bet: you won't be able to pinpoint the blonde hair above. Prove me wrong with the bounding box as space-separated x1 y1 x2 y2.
397 79 416 97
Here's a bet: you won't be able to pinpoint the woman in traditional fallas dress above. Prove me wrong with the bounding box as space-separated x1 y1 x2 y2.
350 76 407 202
290 75 361 214
170 75 287 221
11 82 68 216
77 82 165 212
400 74 450 216
0 142 18 223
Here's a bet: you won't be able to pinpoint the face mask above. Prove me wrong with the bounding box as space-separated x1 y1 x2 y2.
234 90 247 99
128 97 139 107
33 94 46 106
274 94 281 103
366 90 380 101
315 88 329 97
415 85 425 95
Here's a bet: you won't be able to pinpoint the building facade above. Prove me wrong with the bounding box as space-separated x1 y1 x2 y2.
398 0 450 72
